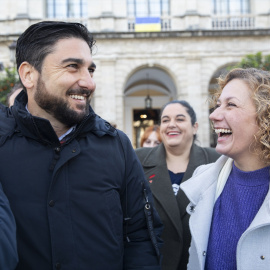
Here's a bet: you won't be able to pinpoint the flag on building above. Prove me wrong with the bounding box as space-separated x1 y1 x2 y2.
135 17 161 32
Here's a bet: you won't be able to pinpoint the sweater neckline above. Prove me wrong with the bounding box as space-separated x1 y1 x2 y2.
231 162 270 186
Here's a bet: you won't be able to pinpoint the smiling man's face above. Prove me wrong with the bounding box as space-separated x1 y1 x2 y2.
29 38 96 127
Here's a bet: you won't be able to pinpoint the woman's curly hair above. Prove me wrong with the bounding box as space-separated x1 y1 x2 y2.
210 68 270 165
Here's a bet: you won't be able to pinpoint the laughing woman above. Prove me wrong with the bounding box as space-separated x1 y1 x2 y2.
136 100 220 270
181 68 270 270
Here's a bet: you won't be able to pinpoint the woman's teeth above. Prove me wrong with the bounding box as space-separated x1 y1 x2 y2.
215 128 232 134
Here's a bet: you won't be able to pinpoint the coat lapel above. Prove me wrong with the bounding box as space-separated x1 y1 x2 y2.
177 144 210 218
181 155 228 267
141 144 182 239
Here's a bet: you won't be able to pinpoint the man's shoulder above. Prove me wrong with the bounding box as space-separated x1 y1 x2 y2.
0 105 16 136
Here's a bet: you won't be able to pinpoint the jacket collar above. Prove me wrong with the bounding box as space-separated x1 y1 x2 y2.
139 143 167 168
139 143 202 170
183 144 208 182
181 155 229 206
139 143 215 215
11 91 116 146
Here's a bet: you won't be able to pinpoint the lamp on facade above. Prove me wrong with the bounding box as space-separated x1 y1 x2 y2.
145 94 152 109
8 40 17 67
145 73 152 109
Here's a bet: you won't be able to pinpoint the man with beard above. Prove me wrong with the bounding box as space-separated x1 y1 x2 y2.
0 21 163 270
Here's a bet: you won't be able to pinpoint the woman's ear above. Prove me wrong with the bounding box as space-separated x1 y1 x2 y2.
18 62 36 90
193 122 199 135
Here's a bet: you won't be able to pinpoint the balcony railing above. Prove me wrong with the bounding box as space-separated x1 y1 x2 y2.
212 15 255 30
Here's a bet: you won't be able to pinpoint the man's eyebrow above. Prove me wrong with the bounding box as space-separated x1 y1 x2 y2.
61 58 84 65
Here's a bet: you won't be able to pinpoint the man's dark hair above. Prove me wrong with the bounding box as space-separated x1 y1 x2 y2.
16 21 95 73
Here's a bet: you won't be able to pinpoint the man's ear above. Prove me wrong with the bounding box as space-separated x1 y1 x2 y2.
18 62 36 90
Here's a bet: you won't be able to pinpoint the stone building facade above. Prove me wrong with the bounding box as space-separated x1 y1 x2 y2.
1 0 270 147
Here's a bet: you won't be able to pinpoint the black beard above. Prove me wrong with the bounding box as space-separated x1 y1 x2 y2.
34 76 91 127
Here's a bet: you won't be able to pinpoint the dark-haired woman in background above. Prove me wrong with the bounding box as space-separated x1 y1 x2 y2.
136 100 220 270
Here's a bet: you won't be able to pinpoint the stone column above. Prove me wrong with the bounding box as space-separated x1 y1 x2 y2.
95 59 117 125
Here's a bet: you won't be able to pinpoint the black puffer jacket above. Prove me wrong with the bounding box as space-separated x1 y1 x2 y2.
0 91 163 270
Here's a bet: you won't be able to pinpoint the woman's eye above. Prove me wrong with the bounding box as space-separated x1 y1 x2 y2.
228 102 236 107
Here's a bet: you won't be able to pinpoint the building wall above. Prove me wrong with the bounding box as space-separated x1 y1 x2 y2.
92 31 270 145
0 0 270 147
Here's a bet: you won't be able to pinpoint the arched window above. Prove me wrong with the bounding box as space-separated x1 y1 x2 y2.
47 0 87 18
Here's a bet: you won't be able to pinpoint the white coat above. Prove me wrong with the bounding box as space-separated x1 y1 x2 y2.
180 155 270 270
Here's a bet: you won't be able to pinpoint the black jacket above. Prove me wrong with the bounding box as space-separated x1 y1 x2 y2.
0 91 163 270
136 143 220 270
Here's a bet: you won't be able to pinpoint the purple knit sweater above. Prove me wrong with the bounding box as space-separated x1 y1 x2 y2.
205 163 269 270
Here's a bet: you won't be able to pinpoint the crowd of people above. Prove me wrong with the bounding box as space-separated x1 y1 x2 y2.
1 20 270 270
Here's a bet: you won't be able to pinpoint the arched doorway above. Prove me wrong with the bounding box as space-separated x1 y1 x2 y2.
124 66 177 148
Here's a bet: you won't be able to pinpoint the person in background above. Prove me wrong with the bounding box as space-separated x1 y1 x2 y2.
181 68 270 270
0 21 163 270
136 100 220 270
140 125 162 148
7 82 23 107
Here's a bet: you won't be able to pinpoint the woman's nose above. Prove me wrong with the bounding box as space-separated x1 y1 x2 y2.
209 107 222 121
168 120 176 127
